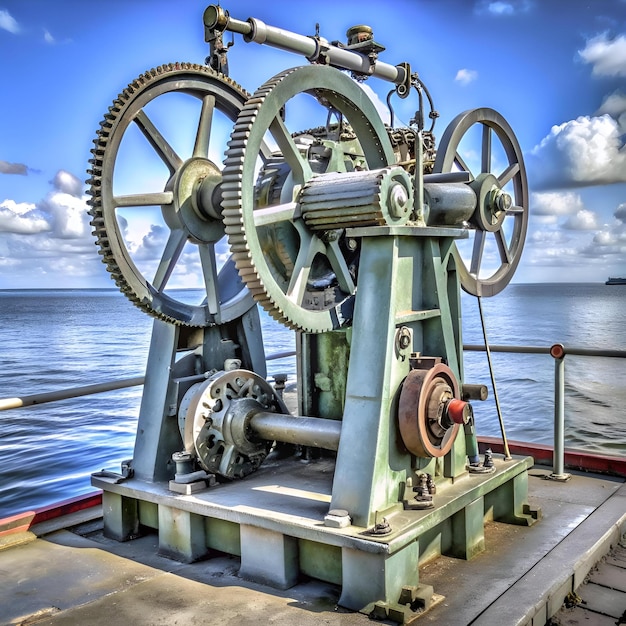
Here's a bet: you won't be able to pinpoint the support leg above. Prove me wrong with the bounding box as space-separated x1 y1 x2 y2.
239 525 299 589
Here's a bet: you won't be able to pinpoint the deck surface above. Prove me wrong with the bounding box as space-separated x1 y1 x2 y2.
1 466 625 626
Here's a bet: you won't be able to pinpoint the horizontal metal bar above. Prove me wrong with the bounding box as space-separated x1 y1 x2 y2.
0 377 145 412
1 343 623 414
204 5 405 85
463 344 626 358
250 412 341 451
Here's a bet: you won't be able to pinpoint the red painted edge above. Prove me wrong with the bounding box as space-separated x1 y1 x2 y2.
0 491 102 537
478 436 626 478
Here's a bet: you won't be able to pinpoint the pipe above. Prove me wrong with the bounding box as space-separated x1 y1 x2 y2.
203 5 407 86
423 182 477 226
250 412 341 451
0 376 145 412
549 344 570 481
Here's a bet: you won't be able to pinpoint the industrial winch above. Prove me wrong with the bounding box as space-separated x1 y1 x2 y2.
88 5 536 621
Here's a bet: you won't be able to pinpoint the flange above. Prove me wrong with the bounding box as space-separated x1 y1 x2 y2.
178 369 288 478
398 362 464 458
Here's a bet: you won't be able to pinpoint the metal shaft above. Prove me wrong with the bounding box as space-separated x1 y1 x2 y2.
477 295 512 460
250 412 341 451
203 5 407 85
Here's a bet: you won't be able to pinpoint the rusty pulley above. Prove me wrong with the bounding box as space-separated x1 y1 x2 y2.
398 361 470 458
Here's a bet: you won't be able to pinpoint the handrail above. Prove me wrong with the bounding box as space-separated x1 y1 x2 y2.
1 343 624 476
464 344 626 359
465 342 626 479
0 377 146 411
1 344 623 413
0 350 297 412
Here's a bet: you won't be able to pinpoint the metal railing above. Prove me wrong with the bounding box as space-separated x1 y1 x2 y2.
2 344 624 477
464 343 626 479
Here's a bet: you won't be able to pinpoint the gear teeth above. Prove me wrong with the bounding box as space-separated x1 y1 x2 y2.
86 63 250 327
221 68 341 333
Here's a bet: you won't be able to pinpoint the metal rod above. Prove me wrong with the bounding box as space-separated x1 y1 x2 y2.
464 344 626 358
2 344 623 420
553 355 566 476
477 295 512 460
203 5 406 85
0 377 145 412
250 412 341 451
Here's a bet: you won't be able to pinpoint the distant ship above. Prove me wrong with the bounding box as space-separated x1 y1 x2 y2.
605 277 626 285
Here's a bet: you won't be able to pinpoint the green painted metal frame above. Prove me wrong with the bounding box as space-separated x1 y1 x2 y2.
95 224 538 613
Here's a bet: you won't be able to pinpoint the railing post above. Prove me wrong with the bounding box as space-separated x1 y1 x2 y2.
549 344 571 481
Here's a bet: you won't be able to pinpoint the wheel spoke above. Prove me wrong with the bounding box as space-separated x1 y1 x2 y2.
134 109 183 174
481 125 492 173
252 201 298 228
498 161 520 186
326 240 355 294
495 228 512 265
113 191 174 208
193 94 215 158
454 152 473 176
199 243 220 316
506 205 525 215
153 229 187 292
286 233 323 306
470 229 486 276
269 115 312 185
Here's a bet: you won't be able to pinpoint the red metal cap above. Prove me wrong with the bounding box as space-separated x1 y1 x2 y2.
446 399 472 424
550 343 565 359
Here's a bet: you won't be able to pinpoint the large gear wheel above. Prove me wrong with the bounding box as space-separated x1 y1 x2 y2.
221 65 397 333
87 63 260 326
433 108 529 297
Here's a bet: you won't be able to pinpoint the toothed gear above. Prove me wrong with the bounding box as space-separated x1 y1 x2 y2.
86 63 256 326
221 65 396 333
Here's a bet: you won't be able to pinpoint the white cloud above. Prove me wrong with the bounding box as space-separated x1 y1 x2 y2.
132 224 168 260
0 9 19 34
531 191 585 216
356 82 391 125
597 91 626 133
579 33 626 77
0 160 28 175
528 114 626 188
562 209 600 231
486 2 514 15
529 229 569 244
475 0 532 16
455 69 478 86
43 29 55 44
0 200 50 234
0 173 105 288
597 91 626 117
51 170 83 197
615 202 626 223
40 191 91 239
581 224 626 257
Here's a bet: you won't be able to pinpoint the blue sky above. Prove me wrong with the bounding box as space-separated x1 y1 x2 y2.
0 0 625 289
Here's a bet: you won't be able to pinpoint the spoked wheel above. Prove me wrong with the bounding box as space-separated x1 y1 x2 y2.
87 63 261 326
434 108 528 297
221 65 397 333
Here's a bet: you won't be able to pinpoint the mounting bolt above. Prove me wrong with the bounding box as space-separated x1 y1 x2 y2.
395 326 412 353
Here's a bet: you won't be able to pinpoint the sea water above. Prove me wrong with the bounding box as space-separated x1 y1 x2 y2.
0 283 624 518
